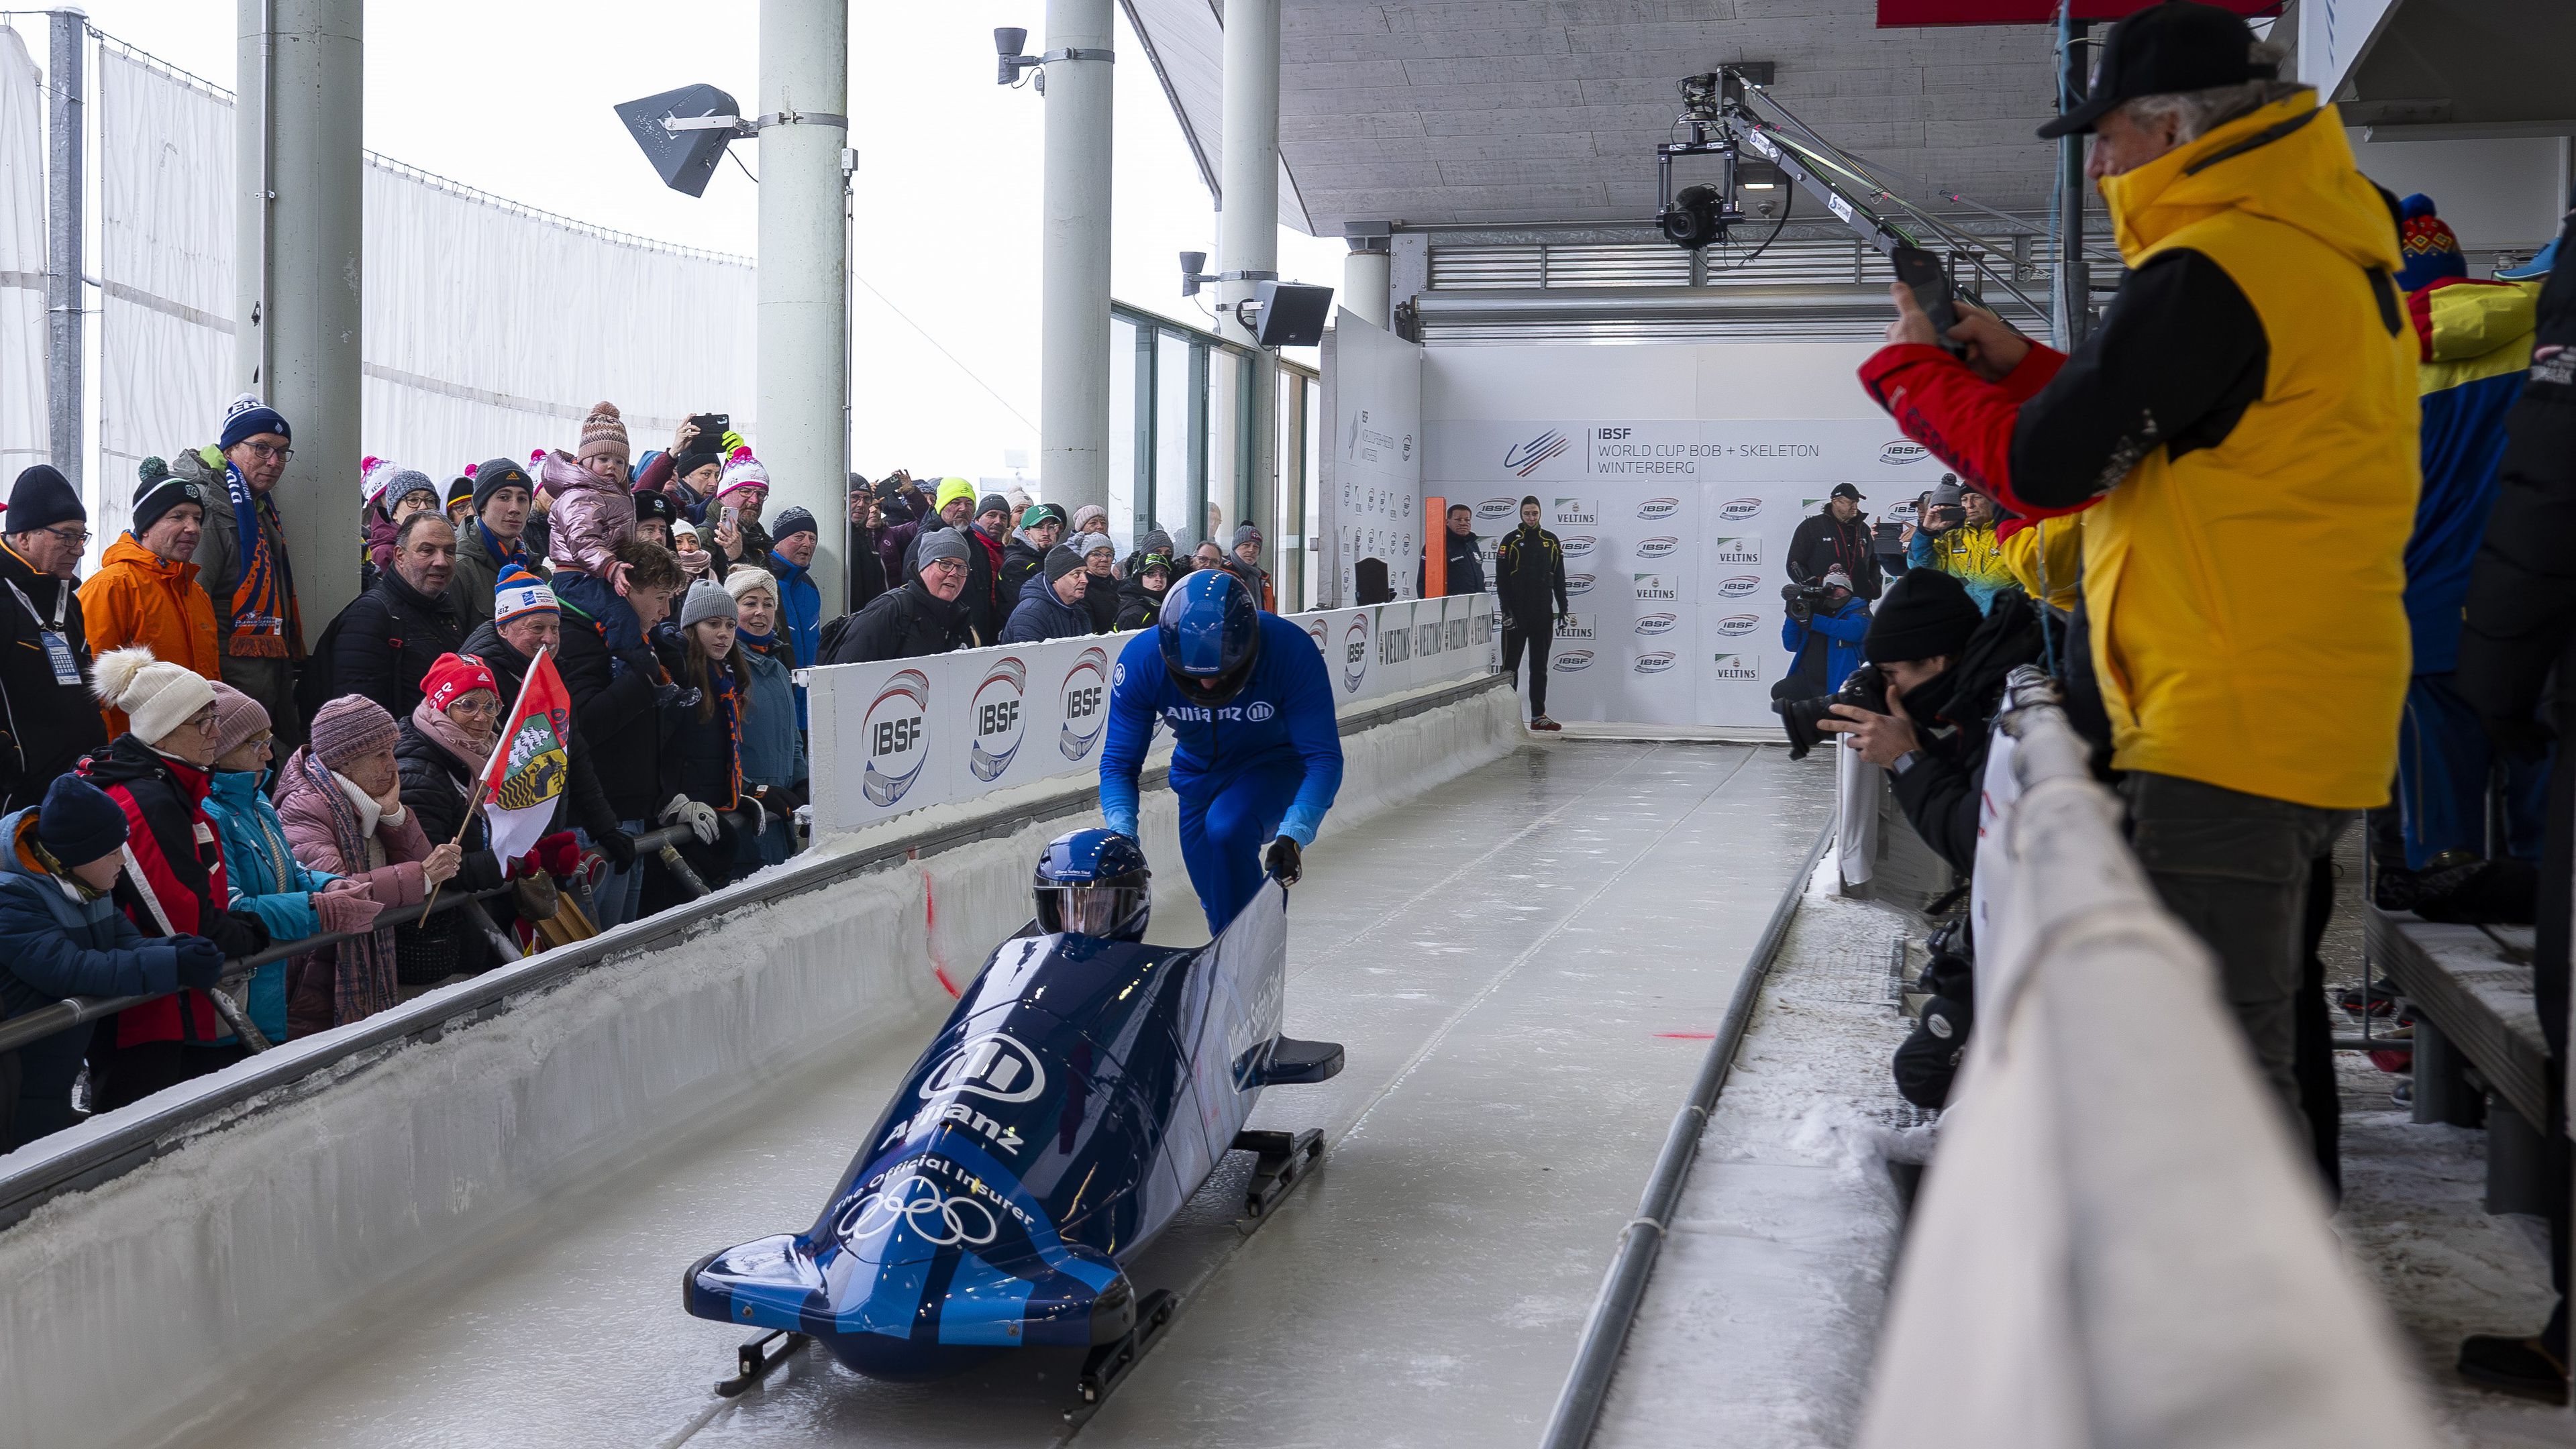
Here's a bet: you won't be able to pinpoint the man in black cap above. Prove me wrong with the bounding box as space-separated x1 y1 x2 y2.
0 467 107 812
1787 483 1882 600
999 544 1096 643
446 458 539 633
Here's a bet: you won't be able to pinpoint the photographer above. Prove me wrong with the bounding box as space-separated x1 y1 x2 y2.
1778 568 1869 697
1818 570 2042 876
1787 484 1882 599
1905 479 2012 614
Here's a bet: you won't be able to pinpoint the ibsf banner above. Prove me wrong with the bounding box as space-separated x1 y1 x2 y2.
805 594 1498 836
1430 419 1944 730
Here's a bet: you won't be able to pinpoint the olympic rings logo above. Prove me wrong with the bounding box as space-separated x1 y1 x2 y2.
839 1177 1000 1249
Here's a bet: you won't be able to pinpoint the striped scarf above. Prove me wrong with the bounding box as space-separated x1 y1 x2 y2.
223 460 303 659
711 661 742 809
289 747 400 1025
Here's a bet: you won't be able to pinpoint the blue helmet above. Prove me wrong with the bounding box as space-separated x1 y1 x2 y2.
1157 568 1261 704
1032 828 1152 941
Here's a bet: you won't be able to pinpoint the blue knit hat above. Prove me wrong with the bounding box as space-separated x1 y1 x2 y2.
218 392 291 451
38 775 129 867
2397 195 2468 293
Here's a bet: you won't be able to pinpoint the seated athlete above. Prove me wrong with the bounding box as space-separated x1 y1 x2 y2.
1098 570 1344 935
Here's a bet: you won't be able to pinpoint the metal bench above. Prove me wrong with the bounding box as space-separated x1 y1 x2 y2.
2363 908 2555 1214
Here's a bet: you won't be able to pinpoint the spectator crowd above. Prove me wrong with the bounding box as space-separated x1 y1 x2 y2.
0 395 1289 1157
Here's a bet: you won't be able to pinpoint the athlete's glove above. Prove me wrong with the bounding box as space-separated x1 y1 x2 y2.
1264 835 1302 886
660 794 721 846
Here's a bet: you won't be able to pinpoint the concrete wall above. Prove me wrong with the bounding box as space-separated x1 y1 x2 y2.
0 679 1522 1449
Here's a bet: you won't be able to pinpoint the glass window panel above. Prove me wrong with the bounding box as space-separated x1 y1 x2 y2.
1107 317 1138 553
1302 376 1321 608
1207 347 1242 553
1153 331 1192 547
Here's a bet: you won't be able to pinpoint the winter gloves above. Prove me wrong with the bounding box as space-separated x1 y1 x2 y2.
660 795 721 846
312 884 385 936
172 935 227 991
596 828 639 870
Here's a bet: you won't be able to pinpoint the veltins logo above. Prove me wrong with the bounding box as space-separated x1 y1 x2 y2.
862 669 931 807
1637 497 1680 521
1552 649 1594 673
1717 574 1763 598
1555 612 1596 640
1710 536 1760 564
1504 428 1572 477
1879 440 1930 465
1635 535 1680 559
1719 496 1762 521
1058 647 1110 761
921 1032 1047 1104
1711 653 1761 679
1633 651 1678 674
1559 534 1596 558
1553 498 1597 526
1713 613 1760 637
1633 573 1678 601
1566 572 1597 596
1475 496 1518 522
1635 612 1678 635
1341 612 1372 694
969 657 1028 782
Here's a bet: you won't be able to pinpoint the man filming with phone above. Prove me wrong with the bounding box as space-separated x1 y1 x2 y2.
1906 477 2012 613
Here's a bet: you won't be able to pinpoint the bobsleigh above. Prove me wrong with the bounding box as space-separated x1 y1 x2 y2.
684 862 1339 1401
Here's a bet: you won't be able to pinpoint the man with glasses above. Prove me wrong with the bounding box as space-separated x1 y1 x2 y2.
821 528 980 664
181 394 308 747
0 466 106 812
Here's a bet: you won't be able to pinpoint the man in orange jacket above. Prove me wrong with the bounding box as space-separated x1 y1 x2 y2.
79 462 222 737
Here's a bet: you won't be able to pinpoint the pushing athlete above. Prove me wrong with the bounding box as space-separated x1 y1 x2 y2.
1098 570 1344 935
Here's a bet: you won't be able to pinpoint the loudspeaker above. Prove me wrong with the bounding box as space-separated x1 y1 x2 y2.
613 84 742 199
1253 281 1335 347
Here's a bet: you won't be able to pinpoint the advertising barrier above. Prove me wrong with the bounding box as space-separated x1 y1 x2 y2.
805 595 1499 836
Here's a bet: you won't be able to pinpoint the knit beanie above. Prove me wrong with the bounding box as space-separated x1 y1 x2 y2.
976 493 1011 522
309 695 401 771
672 519 701 543
715 446 770 500
362 456 437 516
218 392 291 450
91 646 217 747
1076 531 1114 558
578 401 631 464
2397 194 2467 293
679 580 739 629
38 775 128 867
1042 545 1085 584
1231 523 1261 549
934 478 976 513
421 653 499 714
1862 568 1982 665
915 528 970 572
723 565 778 603
1139 528 1174 559
7 464 84 533
494 563 558 625
131 470 211 539
445 470 477 513
1072 504 1108 535
672 447 723 482
770 505 819 542
205 682 272 761
472 458 533 513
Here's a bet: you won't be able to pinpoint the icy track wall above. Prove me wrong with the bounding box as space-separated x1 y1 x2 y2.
0 675 1521 1449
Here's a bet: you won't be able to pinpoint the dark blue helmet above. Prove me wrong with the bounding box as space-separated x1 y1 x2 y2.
1157 568 1260 704
1033 828 1152 941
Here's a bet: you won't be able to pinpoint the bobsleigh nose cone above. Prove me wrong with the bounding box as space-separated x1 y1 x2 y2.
1089 1273 1137 1346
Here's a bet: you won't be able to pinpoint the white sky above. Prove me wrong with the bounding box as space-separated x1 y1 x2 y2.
60 1 1345 484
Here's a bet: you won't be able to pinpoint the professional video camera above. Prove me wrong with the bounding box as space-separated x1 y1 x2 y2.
1773 660 1890 761
1780 579 1827 623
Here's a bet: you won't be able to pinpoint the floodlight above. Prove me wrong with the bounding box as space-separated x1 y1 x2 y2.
613 83 749 199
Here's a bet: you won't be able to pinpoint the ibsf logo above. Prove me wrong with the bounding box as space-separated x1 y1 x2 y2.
1559 534 1596 558
1880 440 1930 465
921 1032 1047 1104
1306 619 1329 655
1342 612 1372 693
1555 613 1596 640
969 657 1027 782
1717 575 1762 598
1475 496 1518 522
1719 497 1763 521
1633 573 1678 601
1566 572 1596 596
1553 499 1597 526
862 669 930 807
1889 500 1920 524
1635 612 1678 636
1633 651 1678 674
1552 649 1594 672
1504 428 1572 477
1711 653 1761 679
1635 536 1680 559
1710 536 1761 564
1714 613 1760 637
1637 497 1680 521
1058 647 1109 761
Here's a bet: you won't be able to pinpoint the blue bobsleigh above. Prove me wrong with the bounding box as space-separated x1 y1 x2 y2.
684 832 1340 1403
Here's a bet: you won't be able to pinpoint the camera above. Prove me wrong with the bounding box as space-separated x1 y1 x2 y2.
1773 661 1890 761
1780 580 1826 623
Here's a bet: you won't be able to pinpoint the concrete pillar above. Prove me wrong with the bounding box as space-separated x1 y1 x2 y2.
1341 245 1390 329
1219 0 1279 561
237 0 363 633
758 0 849 619
44 9 83 496
1039 0 1115 518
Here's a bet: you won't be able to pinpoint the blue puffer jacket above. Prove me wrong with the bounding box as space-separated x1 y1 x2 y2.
201 769 339 1044
999 572 1094 644
0 808 183 1146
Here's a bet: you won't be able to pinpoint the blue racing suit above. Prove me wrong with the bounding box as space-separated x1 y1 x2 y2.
1099 614 1345 934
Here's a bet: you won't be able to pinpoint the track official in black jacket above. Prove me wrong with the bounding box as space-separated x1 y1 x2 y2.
826 527 978 664
0 466 106 813
1493 496 1568 731
325 513 465 722
1419 502 1486 597
1788 484 1884 600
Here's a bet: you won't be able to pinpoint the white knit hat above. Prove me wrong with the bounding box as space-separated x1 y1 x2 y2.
715 446 770 500
91 647 216 747
723 565 778 603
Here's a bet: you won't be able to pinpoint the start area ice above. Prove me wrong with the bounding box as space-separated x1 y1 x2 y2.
180 740 1831 1449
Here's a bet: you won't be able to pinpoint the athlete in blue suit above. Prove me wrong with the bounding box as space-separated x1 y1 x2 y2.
1099 570 1344 934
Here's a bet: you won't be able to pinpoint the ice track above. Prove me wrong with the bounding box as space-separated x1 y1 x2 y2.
192 740 1831 1448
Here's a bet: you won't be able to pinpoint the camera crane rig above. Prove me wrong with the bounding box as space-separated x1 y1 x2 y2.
1655 66 2046 321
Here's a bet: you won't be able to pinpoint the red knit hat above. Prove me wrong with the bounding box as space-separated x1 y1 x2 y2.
421 653 500 716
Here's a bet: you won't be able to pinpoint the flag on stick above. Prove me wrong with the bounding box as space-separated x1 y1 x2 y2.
479 647 574 865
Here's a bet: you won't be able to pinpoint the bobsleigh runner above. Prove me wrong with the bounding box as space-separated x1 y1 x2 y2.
683 830 1342 1413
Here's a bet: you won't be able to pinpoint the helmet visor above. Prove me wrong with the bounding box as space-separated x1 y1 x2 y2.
1043 883 1148 938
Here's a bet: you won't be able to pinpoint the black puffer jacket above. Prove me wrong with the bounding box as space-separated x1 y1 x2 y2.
998 537 1047 612
1082 571 1120 633
392 718 509 984
459 619 621 843
823 579 976 665
1886 588 2045 875
326 568 466 721
554 594 679 825
1113 576 1166 632
0 539 105 813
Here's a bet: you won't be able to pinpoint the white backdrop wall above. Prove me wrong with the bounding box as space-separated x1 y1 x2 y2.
1423 342 1923 731
87 46 754 554
1316 309 1423 608
0 28 44 478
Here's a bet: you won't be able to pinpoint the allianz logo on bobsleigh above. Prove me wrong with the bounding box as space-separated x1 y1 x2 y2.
1634 536 1680 559
1709 536 1759 564
1635 612 1678 636
1633 651 1678 675
1636 497 1680 521
1718 496 1762 521
1712 613 1761 637
1711 652 1761 680
1551 649 1594 673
